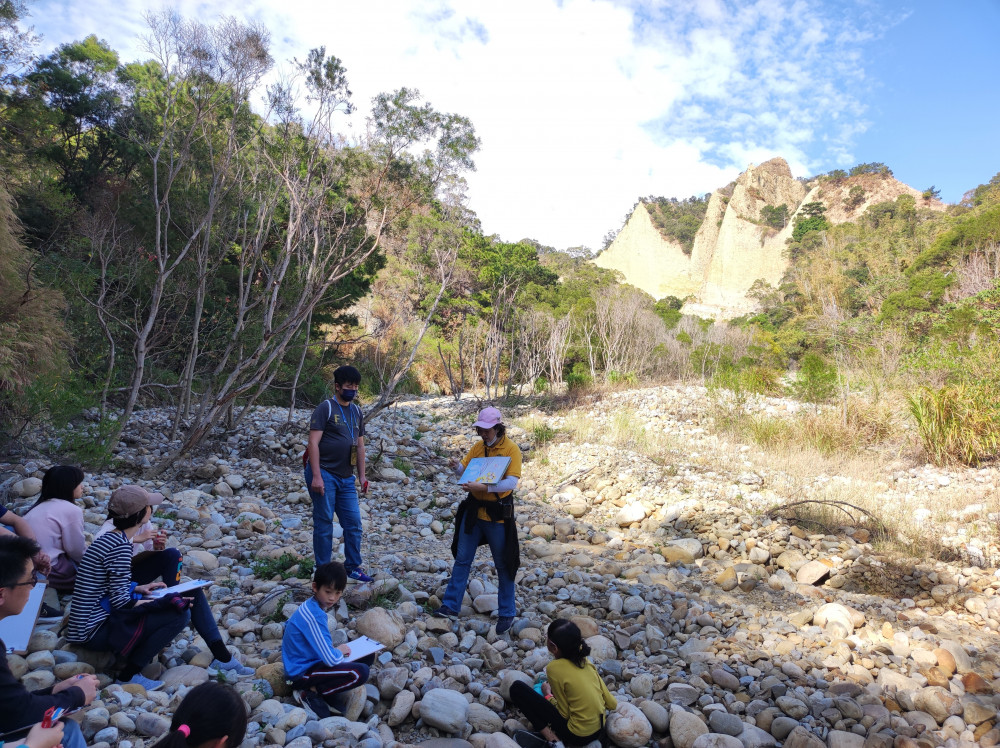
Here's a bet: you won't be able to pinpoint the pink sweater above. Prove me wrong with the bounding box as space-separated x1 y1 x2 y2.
24 500 86 563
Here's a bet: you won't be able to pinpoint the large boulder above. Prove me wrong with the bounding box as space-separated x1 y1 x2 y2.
419 688 469 734
355 607 406 648
670 708 709 748
606 702 653 747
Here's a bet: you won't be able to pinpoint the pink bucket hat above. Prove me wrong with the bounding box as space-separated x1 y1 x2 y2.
473 407 502 429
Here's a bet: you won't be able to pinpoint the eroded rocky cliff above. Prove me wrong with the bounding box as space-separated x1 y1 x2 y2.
594 158 940 319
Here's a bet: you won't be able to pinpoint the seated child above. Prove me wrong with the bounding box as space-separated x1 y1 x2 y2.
149 681 248 748
282 562 374 719
509 619 617 747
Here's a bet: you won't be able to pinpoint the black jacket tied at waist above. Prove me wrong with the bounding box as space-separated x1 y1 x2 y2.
451 493 520 578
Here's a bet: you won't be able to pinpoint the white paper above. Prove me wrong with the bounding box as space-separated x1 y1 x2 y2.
0 582 46 654
147 579 213 598
346 635 385 661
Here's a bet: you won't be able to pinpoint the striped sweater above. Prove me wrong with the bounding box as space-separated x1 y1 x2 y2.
66 530 141 642
281 597 344 680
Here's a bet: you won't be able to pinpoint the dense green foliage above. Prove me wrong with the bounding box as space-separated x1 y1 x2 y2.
642 195 710 254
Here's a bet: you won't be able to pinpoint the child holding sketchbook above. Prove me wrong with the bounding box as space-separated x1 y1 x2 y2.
283 562 375 719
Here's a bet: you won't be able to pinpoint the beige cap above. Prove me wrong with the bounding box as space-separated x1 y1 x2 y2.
108 485 165 518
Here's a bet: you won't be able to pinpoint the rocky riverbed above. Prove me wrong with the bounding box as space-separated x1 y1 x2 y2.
3 385 1000 748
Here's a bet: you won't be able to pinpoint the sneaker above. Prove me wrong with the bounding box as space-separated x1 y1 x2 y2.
123 673 164 691
212 658 254 675
293 688 330 720
496 615 515 635
347 568 373 583
38 603 63 622
513 730 551 748
431 604 459 619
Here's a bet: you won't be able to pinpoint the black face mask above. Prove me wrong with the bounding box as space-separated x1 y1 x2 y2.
339 388 357 401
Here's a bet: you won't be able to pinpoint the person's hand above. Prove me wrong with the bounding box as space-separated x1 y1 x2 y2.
135 582 166 596
32 551 51 576
53 673 99 704
153 531 167 551
460 481 485 493
310 476 325 495
359 479 369 495
541 681 552 697
24 720 64 748
337 644 351 656
453 460 464 474
540 727 558 743
133 528 155 544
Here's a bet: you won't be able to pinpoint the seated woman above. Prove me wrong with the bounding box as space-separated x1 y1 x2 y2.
95 500 182 588
65 485 233 689
24 466 87 592
508 619 617 747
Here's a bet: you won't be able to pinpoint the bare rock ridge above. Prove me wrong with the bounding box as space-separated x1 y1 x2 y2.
594 157 937 319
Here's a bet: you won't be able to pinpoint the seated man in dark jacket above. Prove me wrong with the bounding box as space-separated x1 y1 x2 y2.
0 536 98 748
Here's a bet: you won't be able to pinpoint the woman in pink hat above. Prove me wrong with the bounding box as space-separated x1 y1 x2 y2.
432 406 522 634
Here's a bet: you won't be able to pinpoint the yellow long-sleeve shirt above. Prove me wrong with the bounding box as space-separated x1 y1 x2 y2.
546 658 617 737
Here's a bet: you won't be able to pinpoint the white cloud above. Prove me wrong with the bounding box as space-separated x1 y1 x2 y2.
28 0 884 250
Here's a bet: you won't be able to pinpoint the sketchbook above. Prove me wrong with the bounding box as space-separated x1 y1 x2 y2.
147 579 213 598
346 635 385 662
0 582 46 654
458 456 510 485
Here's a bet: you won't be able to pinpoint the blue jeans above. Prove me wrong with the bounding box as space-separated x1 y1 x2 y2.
441 518 516 617
62 718 86 748
305 465 362 572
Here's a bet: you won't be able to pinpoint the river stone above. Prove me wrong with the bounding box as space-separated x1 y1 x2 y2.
255 662 291 696
420 688 469 733
467 702 504 733
693 736 743 748
570 616 600 638
616 503 647 526
22 670 55 691
737 724 777 748
356 607 406 647
630 673 654 699
813 603 855 638
662 539 703 563
775 550 808 573
387 690 416 727
708 711 744 736
14 477 42 497
668 683 700 706
186 549 219 571
135 713 170 737
377 666 409 699
499 670 534 699
473 594 499 613
795 560 831 585
160 664 210 688
715 566 738 591
606 702 653 748
711 668 741 691
585 635 617 663
638 699 670 733
782 727 825 748
826 730 864 748
769 717 798 740
484 735 520 748
937 640 973 674
671 708 709 748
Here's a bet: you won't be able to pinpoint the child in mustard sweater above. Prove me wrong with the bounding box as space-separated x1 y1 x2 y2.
509 619 617 746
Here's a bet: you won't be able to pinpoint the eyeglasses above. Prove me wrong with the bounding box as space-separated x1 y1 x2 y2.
8 570 39 588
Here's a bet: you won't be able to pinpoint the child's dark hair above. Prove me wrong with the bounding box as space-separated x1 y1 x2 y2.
111 507 148 531
0 536 40 588
31 465 85 510
333 365 361 386
153 682 247 748
314 561 347 591
547 619 590 668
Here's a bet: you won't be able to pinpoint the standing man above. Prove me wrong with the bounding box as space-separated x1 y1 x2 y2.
0 536 99 748
305 365 371 583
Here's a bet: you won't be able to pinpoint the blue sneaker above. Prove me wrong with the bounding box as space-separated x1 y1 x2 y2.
348 568 373 583
212 658 254 675
124 673 164 691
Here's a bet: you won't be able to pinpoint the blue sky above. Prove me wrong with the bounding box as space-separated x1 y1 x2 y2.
23 0 1000 251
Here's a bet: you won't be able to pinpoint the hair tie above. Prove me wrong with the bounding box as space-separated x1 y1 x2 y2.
177 725 191 738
